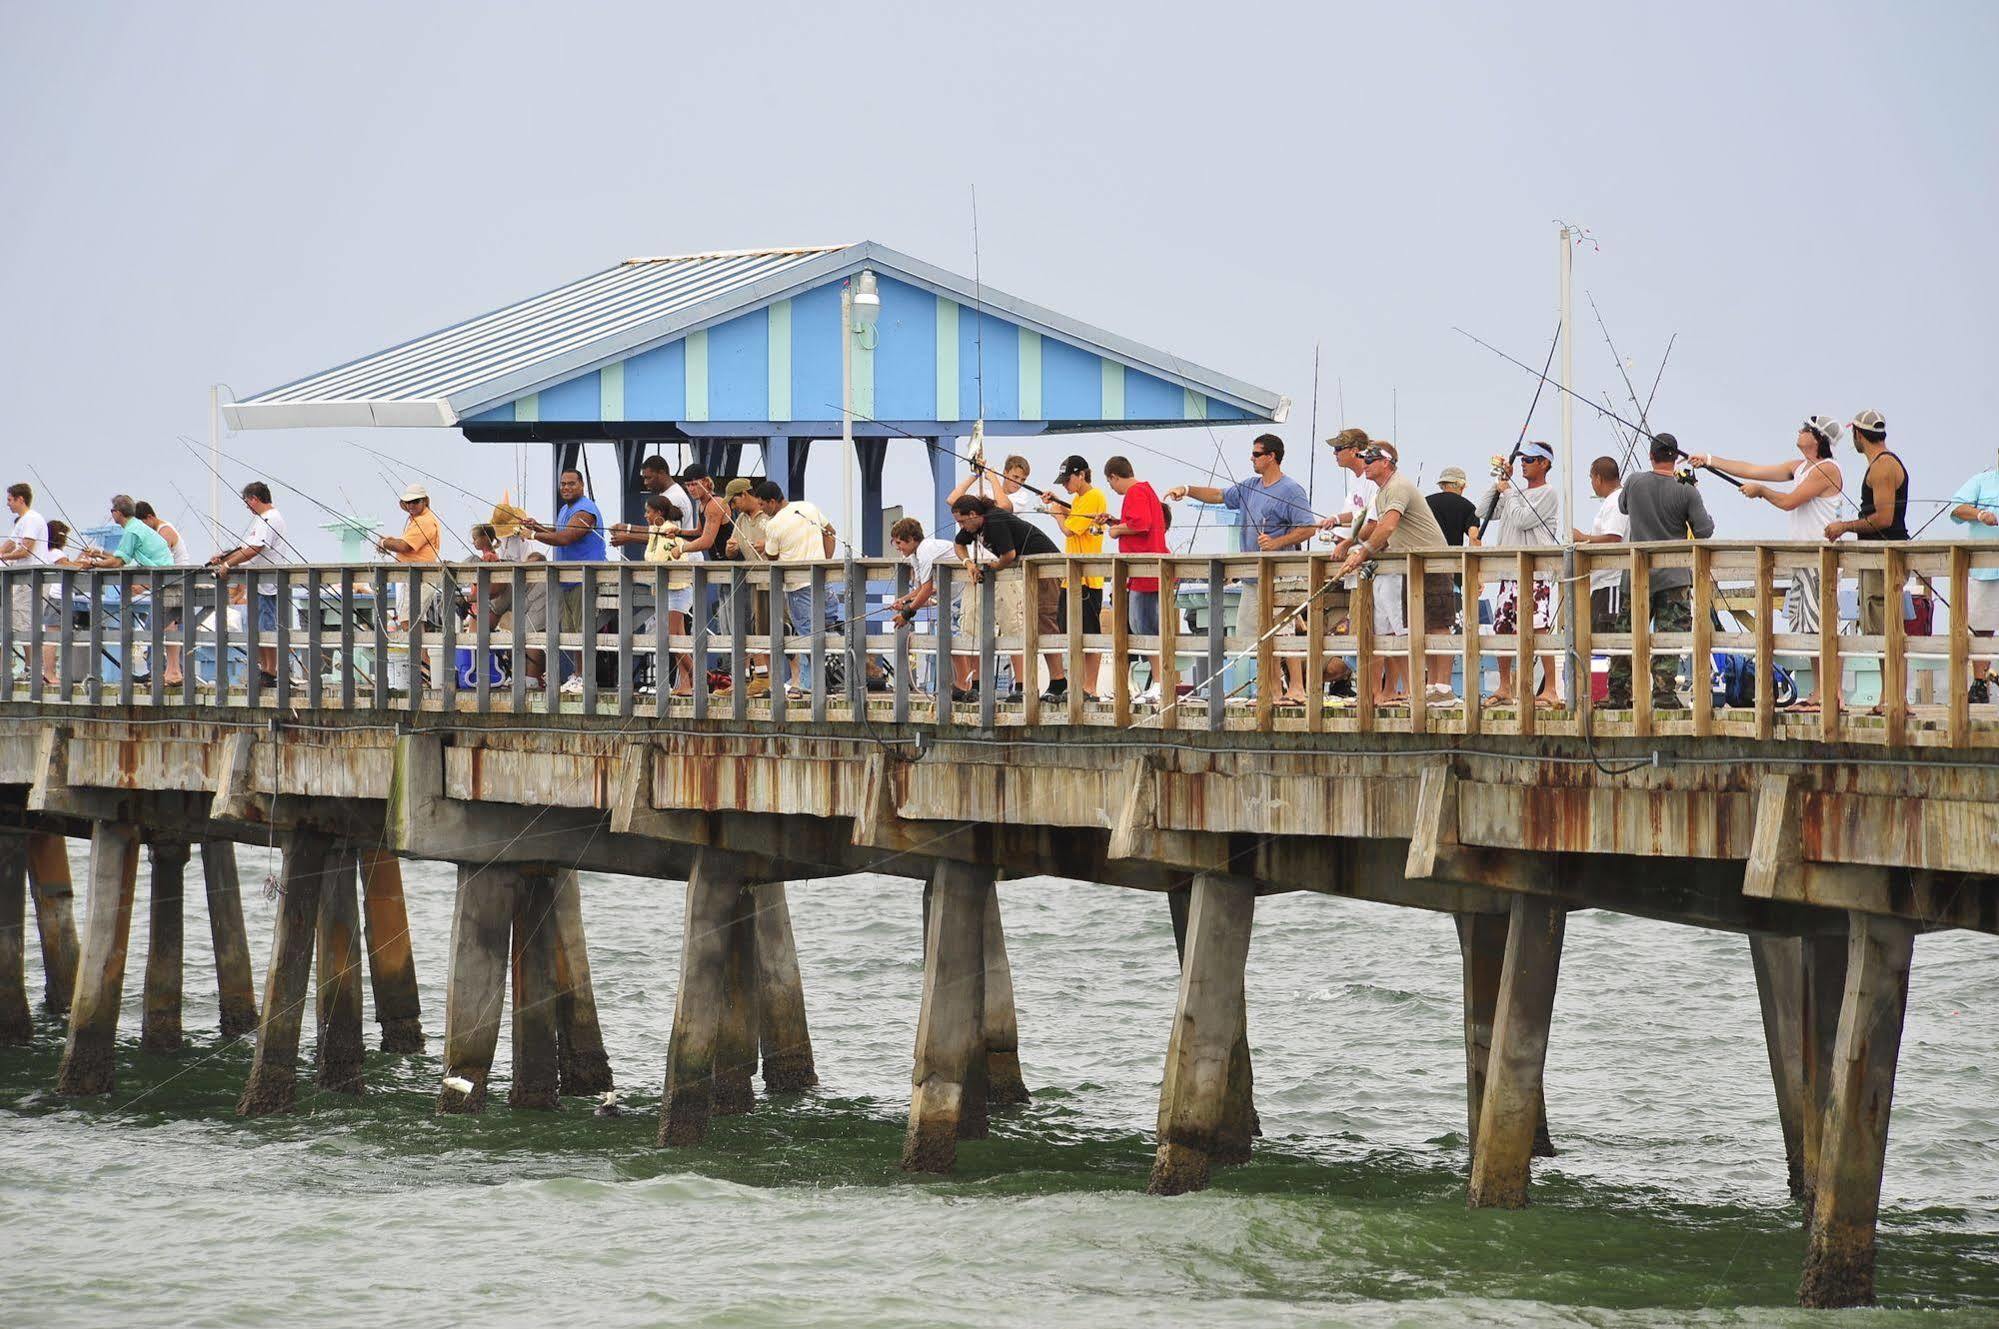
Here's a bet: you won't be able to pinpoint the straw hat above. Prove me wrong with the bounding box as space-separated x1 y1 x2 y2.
488 501 531 539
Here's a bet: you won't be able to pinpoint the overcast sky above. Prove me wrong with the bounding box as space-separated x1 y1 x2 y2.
3 1 1994 558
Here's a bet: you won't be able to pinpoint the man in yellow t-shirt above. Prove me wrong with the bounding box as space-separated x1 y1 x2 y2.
381 484 443 563
1043 454 1108 698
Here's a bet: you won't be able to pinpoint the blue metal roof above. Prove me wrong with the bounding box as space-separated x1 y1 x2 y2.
224 242 1287 432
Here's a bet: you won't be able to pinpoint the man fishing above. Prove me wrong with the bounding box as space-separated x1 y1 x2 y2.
1822 409 1907 641
206 481 289 686
1619 433 1715 711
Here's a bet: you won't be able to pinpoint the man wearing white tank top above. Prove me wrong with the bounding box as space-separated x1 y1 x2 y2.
1690 416 1845 711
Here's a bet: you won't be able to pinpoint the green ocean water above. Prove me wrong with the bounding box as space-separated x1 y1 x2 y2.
2 848 1995 1326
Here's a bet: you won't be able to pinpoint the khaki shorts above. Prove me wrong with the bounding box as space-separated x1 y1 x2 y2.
1234 576 1308 644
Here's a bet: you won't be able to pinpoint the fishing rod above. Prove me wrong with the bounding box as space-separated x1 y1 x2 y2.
176 436 377 550
819 403 1070 505
1586 294 1659 478
1304 344 1322 514
25 464 106 555
1455 327 1745 490
348 440 511 513
1478 318 1564 534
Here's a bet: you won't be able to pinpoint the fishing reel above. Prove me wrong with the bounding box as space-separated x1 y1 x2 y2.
1489 453 1513 480
1673 459 1699 486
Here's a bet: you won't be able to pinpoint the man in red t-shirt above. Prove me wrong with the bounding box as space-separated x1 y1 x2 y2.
1103 455 1175 704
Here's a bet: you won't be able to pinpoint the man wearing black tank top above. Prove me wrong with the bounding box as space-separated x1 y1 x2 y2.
1824 409 1907 637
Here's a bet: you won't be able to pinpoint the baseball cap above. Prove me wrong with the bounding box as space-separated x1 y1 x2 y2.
1054 454 1090 481
677 462 711 485
1802 415 1844 446
1326 427 1369 452
1518 440 1555 463
723 477 754 498
1438 465 1467 485
399 483 429 503
1851 409 1887 435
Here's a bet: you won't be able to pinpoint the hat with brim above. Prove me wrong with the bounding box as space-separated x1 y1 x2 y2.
723 478 754 499
399 484 429 503
1518 441 1555 463
488 502 530 539
1438 466 1467 486
1851 408 1886 436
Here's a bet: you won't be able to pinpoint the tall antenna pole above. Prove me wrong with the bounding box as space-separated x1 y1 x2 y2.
1557 224 1575 538
841 282 855 545
208 384 222 539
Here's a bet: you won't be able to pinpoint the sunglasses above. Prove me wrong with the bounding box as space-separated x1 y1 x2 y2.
1250 449 1272 458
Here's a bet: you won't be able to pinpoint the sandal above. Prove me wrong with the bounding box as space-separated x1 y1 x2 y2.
1785 700 1821 713
1534 696 1562 711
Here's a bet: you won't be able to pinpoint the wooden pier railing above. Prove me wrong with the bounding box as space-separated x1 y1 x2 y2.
3 540 1994 747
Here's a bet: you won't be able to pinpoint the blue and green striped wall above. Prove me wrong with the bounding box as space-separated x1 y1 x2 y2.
468 274 1256 427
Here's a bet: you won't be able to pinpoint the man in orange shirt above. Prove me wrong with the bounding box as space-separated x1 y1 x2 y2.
380 484 443 562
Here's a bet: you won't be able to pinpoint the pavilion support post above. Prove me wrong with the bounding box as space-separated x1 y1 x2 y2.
1799 930 1848 1223
858 438 888 558
547 868 612 1097
1799 914 1915 1310
138 840 190 1053
660 848 749 1146
508 872 561 1109
929 436 957 535
982 883 1029 1107
750 882 817 1093
0 832 32 1044
313 848 366 1096
26 830 79 1013
712 886 760 1117
1170 884 1258 1155
437 864 517 1114
763 437 793 503
201 840 258 1040
1749 934 1809 1201
237 832 331 1116
1151 873 1256 1196
359 849 424 1053
1467 895 1565 1209
902 859 992 1174
55 821 141 1095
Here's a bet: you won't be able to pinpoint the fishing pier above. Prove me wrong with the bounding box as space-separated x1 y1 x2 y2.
3 539 1995 1311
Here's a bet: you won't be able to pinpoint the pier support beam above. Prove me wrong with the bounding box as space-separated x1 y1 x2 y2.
751 882 817 1093
1748 934 1808 1200
547 869 612 1097
508 873 561 1109
1456 912 1555 1168
1799 931 1847 1222
26 830 79 1013
1151 873 1256 1196
1466 895 1565 1209
238 832 330 1116
314 848 365 1096
0 833 31 1044
139 840 189 1053
903 859 992 1174
201 841 257 1040
438 864 516 1114
55 822 140 1095
661 848 750 1146
1799 914 1915 1310
713 887 759 1117
360 849 425 1053
982 884 1029 1107
1170 885 1256 1157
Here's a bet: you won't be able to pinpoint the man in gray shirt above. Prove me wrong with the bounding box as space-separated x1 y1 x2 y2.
1618 434 1715 709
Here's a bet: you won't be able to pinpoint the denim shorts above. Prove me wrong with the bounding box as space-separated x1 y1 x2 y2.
256 593 279 632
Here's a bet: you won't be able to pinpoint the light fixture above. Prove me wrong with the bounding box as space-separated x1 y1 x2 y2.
851 268 881 331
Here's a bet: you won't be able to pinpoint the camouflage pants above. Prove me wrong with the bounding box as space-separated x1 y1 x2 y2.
1606 584 1691 707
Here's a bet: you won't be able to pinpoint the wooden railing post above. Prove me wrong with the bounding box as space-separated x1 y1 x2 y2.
1882 547 1907 747
1631 549 1653 738
1408 553 1428 734
1159 558 1179 732
1462 552 1482 736
1110 560 1131 728
1305 555 1326 734
1948 544 1971 746
1818 546 1840 744
1515 552 1535 739
1690 547 1715 737
1753 546 1775 740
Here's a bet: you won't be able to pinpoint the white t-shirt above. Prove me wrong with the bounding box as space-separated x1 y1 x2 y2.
158 523 193 566
1786 458 1842 543
904 537 958 588
1589 488 1630 592
764 502 831 562
6 508 53 565
243 507 288 591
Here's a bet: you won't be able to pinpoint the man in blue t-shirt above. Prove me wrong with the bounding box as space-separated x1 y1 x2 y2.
526 468 606 691
1165 434 1317 704
1950 459 1999 701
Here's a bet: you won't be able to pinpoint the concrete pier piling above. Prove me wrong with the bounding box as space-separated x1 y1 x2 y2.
1748 935 1809 1200
1171 885 1256 1156
902 859 992 1174
1466 896 1566 1209
0 832 32 1043
1150 873 1256 1196
547 868 612 1097
200 841 258 1040
359 849 424 1053
139 840 189 1053
1799 914 1915 1310
238 833 331 1116
508 872 562 1109
712 886 760 1116
1798 931 1847 1223
438 863 516 1114
26 830 79 1013
1456 912 1555 1167
750 881 817 1093
981 884 1028 1107
314 848 366 1095
660 848 748 1145
55 821 140 1095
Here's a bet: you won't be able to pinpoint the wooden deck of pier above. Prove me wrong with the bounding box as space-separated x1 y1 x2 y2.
2 541 1995 1310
